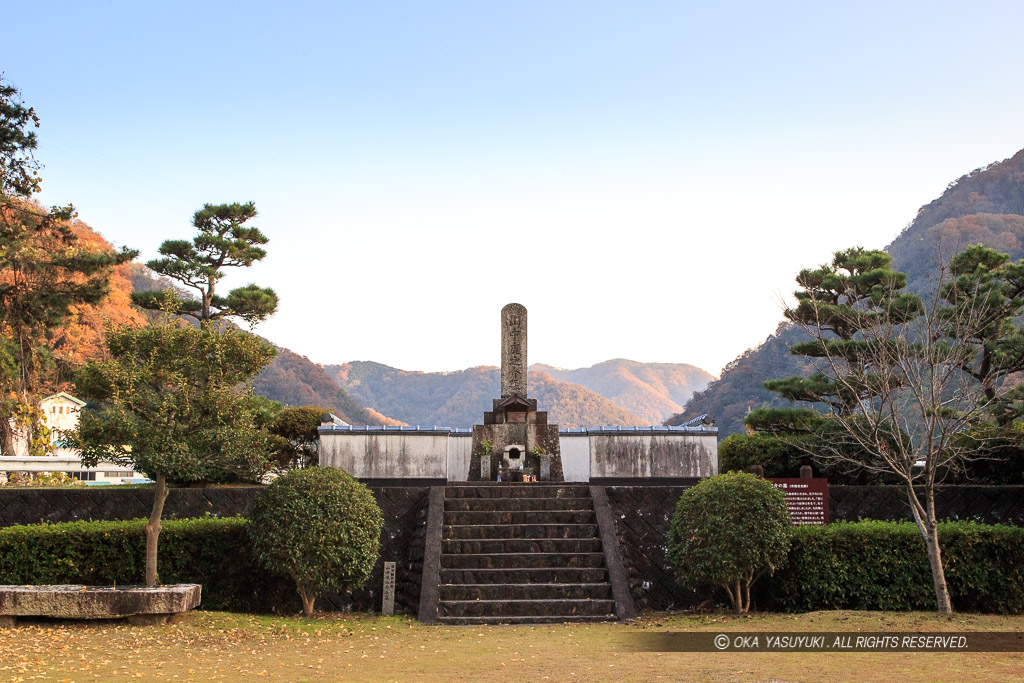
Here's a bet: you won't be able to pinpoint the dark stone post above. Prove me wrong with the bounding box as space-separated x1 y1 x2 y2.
800 465 813 479
417 487 445 623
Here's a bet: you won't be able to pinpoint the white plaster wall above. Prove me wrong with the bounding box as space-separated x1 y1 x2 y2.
589 433 718 479
447 435 472 482
319 430 718 481
557 435 591 482
320 433 448 479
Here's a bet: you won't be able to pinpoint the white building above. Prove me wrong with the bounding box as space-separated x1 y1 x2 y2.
1 392 143 485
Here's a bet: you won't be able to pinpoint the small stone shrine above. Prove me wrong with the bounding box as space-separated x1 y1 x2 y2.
468 303 564 482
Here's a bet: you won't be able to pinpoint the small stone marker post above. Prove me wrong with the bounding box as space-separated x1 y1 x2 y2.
382 562 396 616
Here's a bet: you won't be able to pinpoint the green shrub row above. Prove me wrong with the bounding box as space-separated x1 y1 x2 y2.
5 516 1024 614
762 520 1024 613
0 516 294 612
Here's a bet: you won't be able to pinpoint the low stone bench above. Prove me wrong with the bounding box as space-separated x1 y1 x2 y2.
0 584 201 627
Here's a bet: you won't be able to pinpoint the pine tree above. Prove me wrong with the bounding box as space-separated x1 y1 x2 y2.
131 202 278 324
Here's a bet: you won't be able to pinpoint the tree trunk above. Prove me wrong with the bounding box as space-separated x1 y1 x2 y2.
144 473 168 587
297 584 316 617
906 483 953 615
0 415 16 456
924 524 953 614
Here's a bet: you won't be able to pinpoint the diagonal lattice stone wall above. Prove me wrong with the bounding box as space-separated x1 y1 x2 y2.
3 484 1023 613
0 487 260 526
604 485 1024 611
0 486 430 616
830 485 1024 525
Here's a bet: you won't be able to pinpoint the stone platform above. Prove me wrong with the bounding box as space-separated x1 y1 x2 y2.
0 584 201 627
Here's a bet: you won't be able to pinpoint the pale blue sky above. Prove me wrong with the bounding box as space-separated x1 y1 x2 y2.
5 1 1024 375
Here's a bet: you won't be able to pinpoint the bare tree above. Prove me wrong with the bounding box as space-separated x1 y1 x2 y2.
776 247 1021 614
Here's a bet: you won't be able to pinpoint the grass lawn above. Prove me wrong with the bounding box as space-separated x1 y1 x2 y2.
1 610 1022 682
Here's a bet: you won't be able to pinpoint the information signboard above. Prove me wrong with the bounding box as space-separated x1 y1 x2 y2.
769 478 830 525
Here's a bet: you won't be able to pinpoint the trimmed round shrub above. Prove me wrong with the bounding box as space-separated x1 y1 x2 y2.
248 467 383 615
667 472 791 613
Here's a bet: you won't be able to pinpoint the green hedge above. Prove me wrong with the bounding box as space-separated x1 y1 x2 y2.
0 516 294 612
763 521 1024 613
7 517 1024 615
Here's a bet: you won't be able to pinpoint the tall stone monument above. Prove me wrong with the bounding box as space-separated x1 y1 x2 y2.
501 303 528 399
469 303 564 482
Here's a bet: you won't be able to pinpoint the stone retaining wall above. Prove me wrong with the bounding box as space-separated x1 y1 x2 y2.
3 484 1022 614
0 486 430 616
0 487 260 527
604 484 1024 611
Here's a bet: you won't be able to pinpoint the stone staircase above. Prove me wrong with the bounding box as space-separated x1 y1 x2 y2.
436 484 618 625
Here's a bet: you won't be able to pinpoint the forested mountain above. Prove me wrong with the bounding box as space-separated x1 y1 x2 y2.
27 220 150 398
667 148 1024 436
326 361 646 429
253 349 401 426
47 226 149 367
532 359 713 425
664 325 812 436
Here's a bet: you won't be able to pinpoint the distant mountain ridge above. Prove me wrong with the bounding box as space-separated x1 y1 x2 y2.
325 360 708 429
532 359 713 425
253 349 402 426
667 147 1024 436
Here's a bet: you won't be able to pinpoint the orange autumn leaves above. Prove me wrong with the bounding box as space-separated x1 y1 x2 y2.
46 221 147 368
0 201 147 387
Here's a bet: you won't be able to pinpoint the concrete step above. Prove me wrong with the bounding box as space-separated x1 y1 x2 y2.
439 567 609 585
443 538 602 555
441 552 606 570
440 583 613 601
438 598 617 618
436 615 616 625
444 497 592 512
444 523 600 539
428 483 621 626
443 510 596 526
445 484 591 499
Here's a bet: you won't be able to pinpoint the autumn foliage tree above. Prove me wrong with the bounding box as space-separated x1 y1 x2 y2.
0 77 135 455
